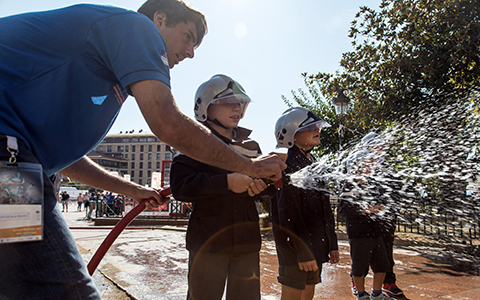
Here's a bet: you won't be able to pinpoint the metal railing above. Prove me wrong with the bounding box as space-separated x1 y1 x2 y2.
331 199 480 241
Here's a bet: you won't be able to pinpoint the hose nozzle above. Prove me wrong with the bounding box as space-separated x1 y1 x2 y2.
262 173 291 190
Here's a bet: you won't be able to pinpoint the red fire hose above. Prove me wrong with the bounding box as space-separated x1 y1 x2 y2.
87 186 171 275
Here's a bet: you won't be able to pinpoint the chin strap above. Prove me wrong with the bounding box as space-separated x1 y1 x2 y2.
207 118 229 129
303 148 313 155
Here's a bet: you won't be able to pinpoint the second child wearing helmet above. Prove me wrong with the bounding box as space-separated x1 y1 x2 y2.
272 107 339 300
170 74 268 300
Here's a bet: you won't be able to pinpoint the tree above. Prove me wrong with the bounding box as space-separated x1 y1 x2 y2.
284 0 480 152
283 0 480 244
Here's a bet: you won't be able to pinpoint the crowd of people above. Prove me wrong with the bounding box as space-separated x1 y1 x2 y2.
59 191 125 220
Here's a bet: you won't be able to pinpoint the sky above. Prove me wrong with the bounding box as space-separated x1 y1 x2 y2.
0 0 382 153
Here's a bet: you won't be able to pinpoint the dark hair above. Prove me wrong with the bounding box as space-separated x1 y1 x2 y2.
138 0 207 48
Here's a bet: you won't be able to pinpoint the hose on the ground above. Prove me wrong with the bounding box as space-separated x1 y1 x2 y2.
87 187 171 275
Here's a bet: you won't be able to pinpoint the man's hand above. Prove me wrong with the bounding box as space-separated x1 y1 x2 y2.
130 186 169 210
250 153 287 181
298 260 318 272
329 250 340 264
363 204 385 214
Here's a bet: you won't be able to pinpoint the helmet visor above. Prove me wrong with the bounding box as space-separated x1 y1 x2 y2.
297 120 331 132
210 95 251 105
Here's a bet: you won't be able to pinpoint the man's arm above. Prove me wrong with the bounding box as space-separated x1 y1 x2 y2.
60 156 165 208
130 80 286 180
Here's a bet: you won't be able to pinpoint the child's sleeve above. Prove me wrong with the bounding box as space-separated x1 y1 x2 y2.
170 154 229 203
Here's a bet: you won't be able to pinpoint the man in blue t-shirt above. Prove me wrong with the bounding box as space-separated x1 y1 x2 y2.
0 0 286 299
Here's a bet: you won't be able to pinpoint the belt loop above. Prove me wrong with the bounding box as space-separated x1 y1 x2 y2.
6 135 18 164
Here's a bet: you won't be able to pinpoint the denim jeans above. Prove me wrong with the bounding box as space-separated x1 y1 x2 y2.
0 135 100 299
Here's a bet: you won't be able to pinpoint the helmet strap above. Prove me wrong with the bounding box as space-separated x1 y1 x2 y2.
207 117 229 130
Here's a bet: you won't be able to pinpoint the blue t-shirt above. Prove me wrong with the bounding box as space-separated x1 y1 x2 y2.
0 4 170 175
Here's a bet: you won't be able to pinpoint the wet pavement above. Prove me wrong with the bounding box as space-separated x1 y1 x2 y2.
62 209 480 299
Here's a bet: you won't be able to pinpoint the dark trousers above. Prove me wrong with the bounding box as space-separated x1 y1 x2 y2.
381 227 396 284
187 250 260 300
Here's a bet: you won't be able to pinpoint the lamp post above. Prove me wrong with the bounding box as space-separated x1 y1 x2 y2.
332 90 351 150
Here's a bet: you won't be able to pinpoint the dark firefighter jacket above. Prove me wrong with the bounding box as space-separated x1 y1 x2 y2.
272 145 338 266
170 125 264 253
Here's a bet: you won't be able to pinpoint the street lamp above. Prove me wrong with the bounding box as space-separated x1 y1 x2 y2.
332 90 350 116
332 90 351 150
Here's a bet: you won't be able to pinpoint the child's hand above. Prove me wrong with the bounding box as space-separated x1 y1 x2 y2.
227 173 254 194
247 178 268 197
363 204 385 214
298 260 318 272
329 250 340 264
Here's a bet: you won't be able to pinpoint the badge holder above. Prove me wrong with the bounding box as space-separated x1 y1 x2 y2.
0 136 44 243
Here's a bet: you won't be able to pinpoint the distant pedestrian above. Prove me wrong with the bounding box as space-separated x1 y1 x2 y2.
77 193 84 212
85 194 93 220
61 191 70 212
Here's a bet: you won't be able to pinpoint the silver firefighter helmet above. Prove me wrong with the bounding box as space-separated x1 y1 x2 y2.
194 74 251 122
275 107 330 148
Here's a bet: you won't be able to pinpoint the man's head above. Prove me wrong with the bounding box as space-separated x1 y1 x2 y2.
138 0 207 68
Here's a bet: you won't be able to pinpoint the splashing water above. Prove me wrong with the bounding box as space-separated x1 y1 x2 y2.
288 94 480 245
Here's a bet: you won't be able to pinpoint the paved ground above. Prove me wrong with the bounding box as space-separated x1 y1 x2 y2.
63 209 480 300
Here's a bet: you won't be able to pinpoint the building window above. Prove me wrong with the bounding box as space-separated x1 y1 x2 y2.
147 170 151 178
140 138 147 142
132 154 135 160
125 145 129 152
156 162 160 168
130 170 134 177
122 138 130 143
107 146 112 153
148 153 152 160
148 137 156 142
165 153 171 160
164 162 171 169
117 146 124 152
166 145 171 151
139 170 143 177
139 162 143 169
124 154 128 159
139 179 142 185
148 162 151 169
131 162 135 169
148 145 152 152
140 145 144 152
132 138 138 143
156 153 161 160
132 145 136 152
140 153 144 160
157 145 161 152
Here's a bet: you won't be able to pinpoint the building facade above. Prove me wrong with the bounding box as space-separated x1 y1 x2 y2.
88 131 173 187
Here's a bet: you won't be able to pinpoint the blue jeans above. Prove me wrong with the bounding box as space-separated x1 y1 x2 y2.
0 135 100 299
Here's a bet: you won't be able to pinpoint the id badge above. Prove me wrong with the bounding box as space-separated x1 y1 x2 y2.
0 161 44 243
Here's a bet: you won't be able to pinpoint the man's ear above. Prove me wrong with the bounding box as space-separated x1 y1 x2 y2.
153 11 167 28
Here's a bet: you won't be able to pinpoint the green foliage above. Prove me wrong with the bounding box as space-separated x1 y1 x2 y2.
283 0 480 153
